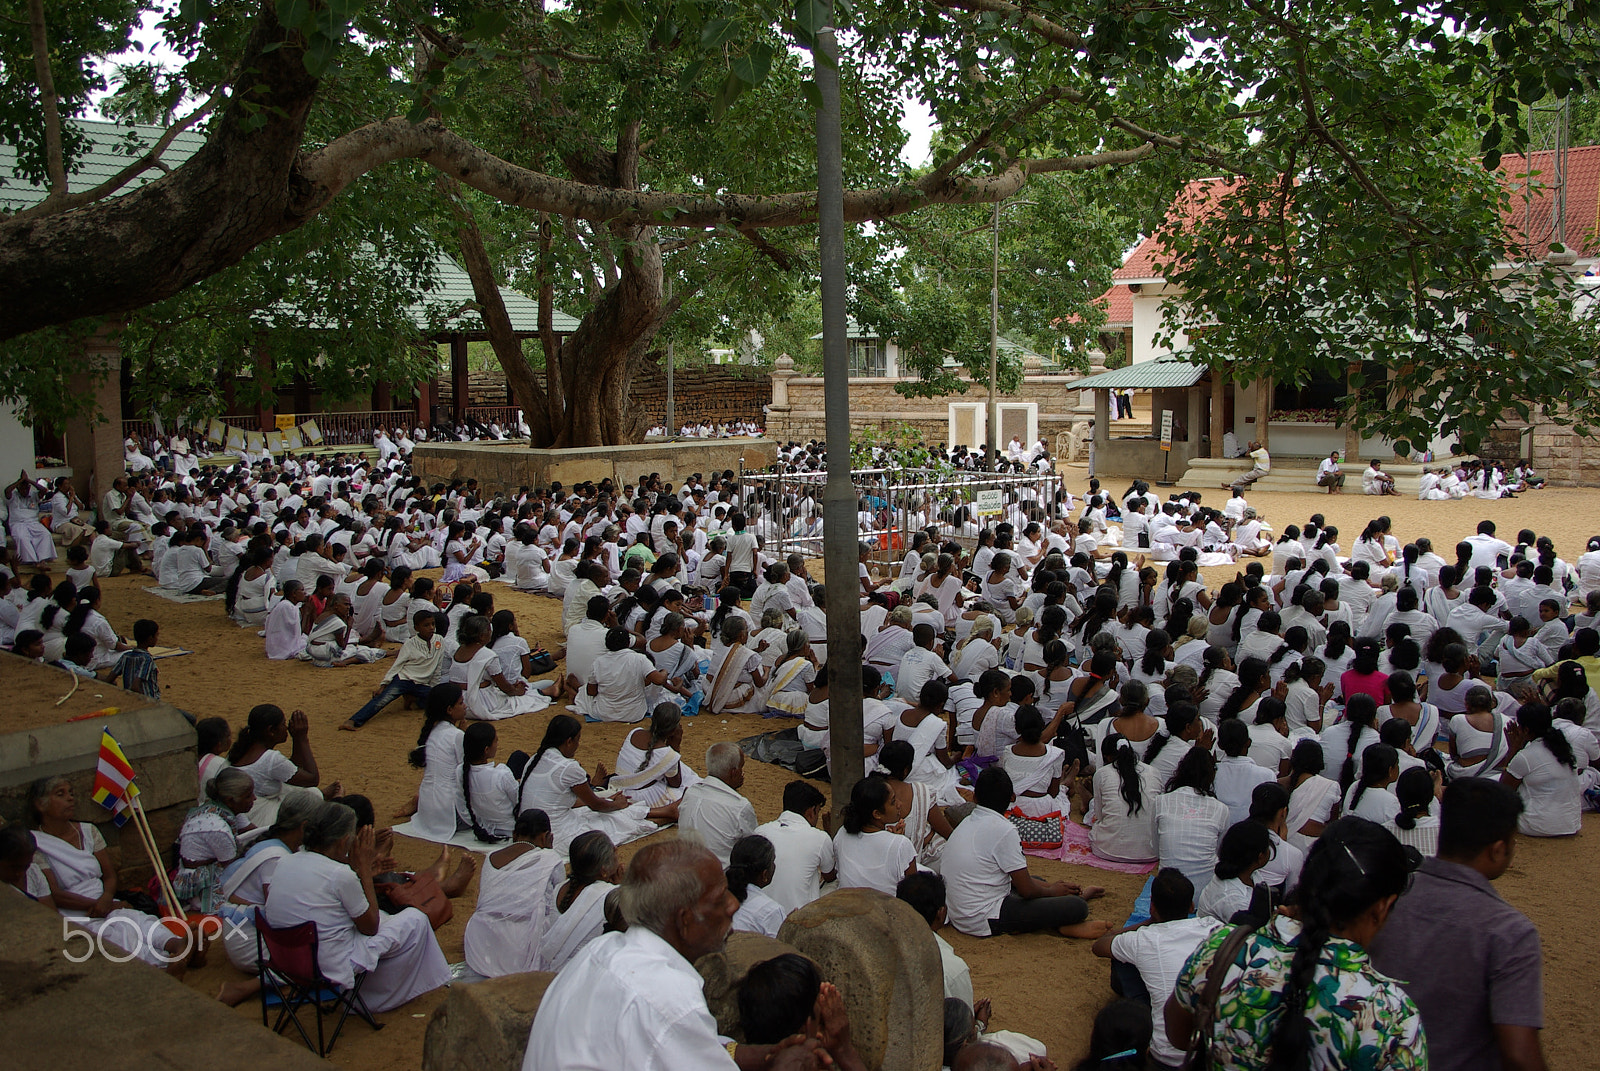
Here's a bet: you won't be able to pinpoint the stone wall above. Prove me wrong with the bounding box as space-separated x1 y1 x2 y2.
1526 419 1600 486
2 895 328 1071
0 680 199 888
413 437 779 494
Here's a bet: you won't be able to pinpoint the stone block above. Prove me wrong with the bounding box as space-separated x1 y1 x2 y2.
422 971 557 1071
1 893 326 1070
778 888 943 1071
696 931 809 1039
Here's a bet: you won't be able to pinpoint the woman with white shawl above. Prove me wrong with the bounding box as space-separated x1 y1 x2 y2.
447 614 557 721
765 630 820 718
708 616 769 715
463 811 566 978
613 704 702 807
514 715 675 855
1283 738 1342 851
27 776 190 970
876 740 957 868
891 680 968 803
535 830 624 972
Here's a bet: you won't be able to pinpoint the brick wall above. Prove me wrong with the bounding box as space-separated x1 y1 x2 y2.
631 360 772 429
437 370 515 409
434 363 771 428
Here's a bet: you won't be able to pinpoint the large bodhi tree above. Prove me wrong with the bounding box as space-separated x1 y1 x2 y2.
2 0 1599 446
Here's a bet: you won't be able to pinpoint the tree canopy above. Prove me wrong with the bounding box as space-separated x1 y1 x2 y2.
2 0 1598 446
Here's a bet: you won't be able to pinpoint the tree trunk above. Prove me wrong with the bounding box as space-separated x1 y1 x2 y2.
550 226 661 447
445 183 556 445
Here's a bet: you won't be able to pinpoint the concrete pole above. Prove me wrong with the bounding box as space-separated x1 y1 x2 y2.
665 276 675 436
987 199 1000 471
1209 373 1226 459
812 1 865 811
1254 375 1272 450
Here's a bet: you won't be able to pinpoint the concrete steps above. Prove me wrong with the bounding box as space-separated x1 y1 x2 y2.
1173 456 1474 496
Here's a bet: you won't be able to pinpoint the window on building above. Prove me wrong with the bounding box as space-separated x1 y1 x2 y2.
847 339 886 377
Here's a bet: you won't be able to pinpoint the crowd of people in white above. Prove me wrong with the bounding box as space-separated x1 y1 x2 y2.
5 429 1594 1071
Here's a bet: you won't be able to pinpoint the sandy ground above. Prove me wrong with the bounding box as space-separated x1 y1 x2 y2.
37 468 1600 1068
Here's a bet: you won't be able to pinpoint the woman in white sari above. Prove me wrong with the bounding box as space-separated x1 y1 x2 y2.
708 616 768 715
214 794 320 1007
766 630 821 718
891 680 968 803
535 830 624 972
232 547 278 626
28 776 193 971
305 594 388 667
447 614 558 721
613 704 702 807
463 811 566 978
514 715 676 855
1283 738 1342 850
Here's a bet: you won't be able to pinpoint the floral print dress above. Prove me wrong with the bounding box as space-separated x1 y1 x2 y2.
1171 916 1427 1070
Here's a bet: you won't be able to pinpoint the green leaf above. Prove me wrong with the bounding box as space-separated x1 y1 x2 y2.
276 0 312 33
732 43 774 86
701 17 740 50
679 58 710 87
795 0 828 36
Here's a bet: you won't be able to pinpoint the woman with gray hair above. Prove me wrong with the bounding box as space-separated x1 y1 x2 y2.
262 800 450 1012
215 791 322 1006
535 830 623 972
172 767 257 914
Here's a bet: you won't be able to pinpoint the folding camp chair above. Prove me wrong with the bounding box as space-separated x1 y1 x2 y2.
254 909 383 1056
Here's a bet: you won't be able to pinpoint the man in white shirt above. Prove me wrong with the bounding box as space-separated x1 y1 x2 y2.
940 767 1110 939
754 781 837 913
1464 520 1513 574
679 743 758 865
896 625 952 702
1091 868 1221 1068
1316 451 1346 494
523 840 830 1071
1226 441 1270 491
897 870 975 1007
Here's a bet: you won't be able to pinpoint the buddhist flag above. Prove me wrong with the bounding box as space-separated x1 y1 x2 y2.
91 728 140 827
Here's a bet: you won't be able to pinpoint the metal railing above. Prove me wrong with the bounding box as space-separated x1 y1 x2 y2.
739 466 1066 571
121 410 418 449
461 406 523 431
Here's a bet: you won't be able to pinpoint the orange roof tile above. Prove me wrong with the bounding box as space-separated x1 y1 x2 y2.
1498 145 1600 260
1113 150 1600 282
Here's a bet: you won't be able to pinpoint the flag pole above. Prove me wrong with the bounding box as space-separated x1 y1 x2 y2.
128 795 182 920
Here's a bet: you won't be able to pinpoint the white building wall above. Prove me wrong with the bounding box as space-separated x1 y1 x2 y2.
0 407 36 481
1129 286 1188 364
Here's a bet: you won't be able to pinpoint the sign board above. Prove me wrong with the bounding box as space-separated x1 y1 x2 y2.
1159 409 1174 452
275 414 297 431
974 489 1004 517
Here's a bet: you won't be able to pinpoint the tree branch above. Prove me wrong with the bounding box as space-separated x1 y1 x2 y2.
926 84 1083 186
28 0 67 197
928 0 1085 50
